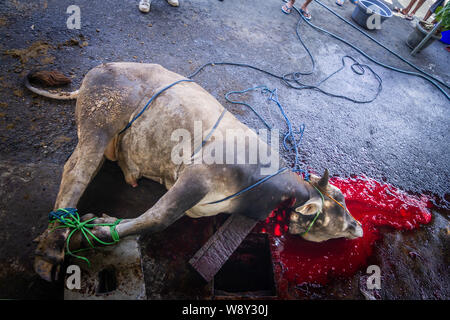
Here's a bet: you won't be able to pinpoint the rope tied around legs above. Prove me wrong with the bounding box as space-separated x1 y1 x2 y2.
48 208 122 267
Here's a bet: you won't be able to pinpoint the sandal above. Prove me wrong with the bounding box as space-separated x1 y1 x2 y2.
282 3 293 14
405 14 414 20
300 8 312 20
336 0 345 6
139 0 151 13
393 7 404 13
167 0 179 7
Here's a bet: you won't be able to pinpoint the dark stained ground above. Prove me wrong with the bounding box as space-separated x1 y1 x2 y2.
0 0 448 299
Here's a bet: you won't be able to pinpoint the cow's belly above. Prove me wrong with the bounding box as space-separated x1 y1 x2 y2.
117 123 182 188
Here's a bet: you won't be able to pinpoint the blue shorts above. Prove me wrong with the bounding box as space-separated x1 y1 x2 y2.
430 0 445 13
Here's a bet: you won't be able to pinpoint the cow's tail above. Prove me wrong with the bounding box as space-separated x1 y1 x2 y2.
24 71 79 100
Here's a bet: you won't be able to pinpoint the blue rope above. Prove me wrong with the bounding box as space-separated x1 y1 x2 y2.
225 86 273 130
224 85 310 181
191 108 228 158
48 207 78 224
264 87 310 181
205 167 289 204
198 86 309 205
119 79 194 134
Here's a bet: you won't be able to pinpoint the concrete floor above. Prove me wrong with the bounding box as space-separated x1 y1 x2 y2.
0 0 448 299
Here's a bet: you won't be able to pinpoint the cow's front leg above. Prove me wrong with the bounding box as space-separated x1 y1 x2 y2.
118 168 210 239
83 167 211 246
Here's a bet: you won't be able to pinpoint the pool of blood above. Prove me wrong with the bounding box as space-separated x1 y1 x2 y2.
254 176 433 286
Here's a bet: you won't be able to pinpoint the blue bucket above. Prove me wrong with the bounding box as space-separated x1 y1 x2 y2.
441 30 450 45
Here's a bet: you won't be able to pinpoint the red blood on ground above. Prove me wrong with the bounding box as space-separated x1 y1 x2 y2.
255 176 433 286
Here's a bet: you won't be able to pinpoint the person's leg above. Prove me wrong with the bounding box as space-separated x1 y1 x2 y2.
395 0 417 14
423 9 433 21
408 0 426 18
301 0 313 11
282 0 295 14
425 0 445 21
139 0 151 13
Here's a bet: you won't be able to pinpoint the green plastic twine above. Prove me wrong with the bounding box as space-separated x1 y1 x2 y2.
49 208 122 267
301 184 325 236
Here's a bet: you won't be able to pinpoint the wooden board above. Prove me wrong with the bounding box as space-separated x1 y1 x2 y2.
189 214 258 282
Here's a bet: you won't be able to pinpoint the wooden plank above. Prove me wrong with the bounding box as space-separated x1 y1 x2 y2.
189 214 258 282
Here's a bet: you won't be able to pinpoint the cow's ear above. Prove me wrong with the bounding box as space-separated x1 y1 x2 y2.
318 169 329 189
295 198 322 215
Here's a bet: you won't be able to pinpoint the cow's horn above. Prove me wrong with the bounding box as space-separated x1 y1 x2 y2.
318 169 329 188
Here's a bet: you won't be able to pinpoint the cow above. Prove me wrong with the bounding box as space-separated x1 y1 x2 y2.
27 62 363 282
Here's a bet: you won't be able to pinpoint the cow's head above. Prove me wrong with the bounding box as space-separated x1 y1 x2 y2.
289 169 363 242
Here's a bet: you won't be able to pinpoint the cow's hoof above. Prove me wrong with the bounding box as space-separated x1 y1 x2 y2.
34 226 68 282
34 256 61 282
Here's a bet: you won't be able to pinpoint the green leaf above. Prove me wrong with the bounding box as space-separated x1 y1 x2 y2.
435 2 450 31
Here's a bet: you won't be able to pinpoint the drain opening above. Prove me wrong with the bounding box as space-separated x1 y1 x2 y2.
214 233 276 297
97 266 117 294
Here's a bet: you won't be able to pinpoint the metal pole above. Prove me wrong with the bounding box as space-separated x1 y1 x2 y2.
411 21 441 56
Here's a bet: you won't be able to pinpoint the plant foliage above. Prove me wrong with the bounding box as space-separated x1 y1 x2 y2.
435 2 450 31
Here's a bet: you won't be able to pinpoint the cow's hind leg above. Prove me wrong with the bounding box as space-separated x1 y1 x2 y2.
34 132 111 281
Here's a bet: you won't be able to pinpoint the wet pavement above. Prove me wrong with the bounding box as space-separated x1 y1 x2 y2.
0 0 448 299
